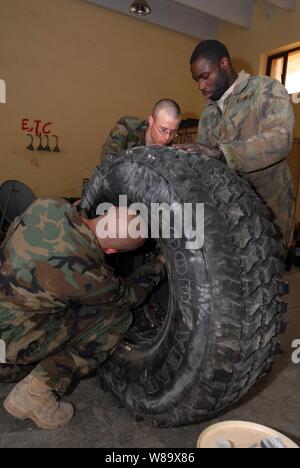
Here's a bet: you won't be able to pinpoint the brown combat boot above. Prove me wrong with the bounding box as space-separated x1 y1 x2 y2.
3 374 74 430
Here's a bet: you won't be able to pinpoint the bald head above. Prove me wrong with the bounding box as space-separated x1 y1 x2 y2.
152 99 182 121
82 207 148 255
147 99 182 146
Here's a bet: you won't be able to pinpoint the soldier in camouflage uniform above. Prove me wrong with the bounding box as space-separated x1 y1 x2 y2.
175 40 295 251
101 98 182 160
0 197 165 429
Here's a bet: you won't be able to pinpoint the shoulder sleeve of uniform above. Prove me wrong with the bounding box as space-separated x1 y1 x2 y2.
101 116 142 160
25 197 71 213
101 117 131 159
117 116 144 129
1 197 69 245
21 198 72 228
252 75 293 125
260 76 289 95
219 76 295 173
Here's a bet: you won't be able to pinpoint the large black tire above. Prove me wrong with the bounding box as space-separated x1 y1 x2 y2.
81 146 287 427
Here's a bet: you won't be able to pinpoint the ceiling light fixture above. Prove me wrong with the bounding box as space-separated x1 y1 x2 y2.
129 0 151 16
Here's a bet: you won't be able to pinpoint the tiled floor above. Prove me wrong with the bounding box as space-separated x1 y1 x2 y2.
0 270 300 448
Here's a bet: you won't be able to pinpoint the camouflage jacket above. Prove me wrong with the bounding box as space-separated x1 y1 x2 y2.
101 117 147 160
0 198 166 318
197 71 296 247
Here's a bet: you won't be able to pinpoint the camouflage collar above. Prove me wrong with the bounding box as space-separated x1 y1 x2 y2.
232 70 251 95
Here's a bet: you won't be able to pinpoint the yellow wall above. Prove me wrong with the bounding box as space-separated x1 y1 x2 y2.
219 0 300 137
0 0 201 198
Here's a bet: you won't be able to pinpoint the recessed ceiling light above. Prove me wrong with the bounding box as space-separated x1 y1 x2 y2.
130 0 151 16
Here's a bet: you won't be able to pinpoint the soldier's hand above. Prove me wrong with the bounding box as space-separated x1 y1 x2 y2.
173 143 222 160
173 143 203 153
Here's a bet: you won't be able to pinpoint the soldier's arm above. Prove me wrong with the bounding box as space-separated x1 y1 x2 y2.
217 80 295 174
78 257 166 312
100 117 130 160
197 112 211 146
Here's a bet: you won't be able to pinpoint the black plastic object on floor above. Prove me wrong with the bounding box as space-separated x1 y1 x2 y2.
0 180 35 239
81 146 287 427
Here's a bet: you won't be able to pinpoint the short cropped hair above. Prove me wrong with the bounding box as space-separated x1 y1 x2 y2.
190 40 231 65
152 99 182 120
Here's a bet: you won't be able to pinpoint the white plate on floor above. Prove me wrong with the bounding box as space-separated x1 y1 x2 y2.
197 421 299 448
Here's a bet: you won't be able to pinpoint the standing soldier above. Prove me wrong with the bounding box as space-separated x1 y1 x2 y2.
175 40 295 252
101 99 182 159
0 198 165 429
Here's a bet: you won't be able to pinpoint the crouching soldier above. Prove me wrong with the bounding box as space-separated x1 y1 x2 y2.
0 197 165 430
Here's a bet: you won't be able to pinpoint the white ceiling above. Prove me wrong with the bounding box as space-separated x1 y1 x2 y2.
85 0 297 38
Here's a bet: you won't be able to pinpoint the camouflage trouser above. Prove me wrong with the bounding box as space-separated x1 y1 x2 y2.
0 305 132 392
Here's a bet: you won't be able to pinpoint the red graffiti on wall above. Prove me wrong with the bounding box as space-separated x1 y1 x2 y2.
21 119 52 136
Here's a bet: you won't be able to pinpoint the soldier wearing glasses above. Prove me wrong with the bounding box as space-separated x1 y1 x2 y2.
101 99 182 159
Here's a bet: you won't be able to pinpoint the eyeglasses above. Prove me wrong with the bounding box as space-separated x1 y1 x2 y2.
153 120 179 138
